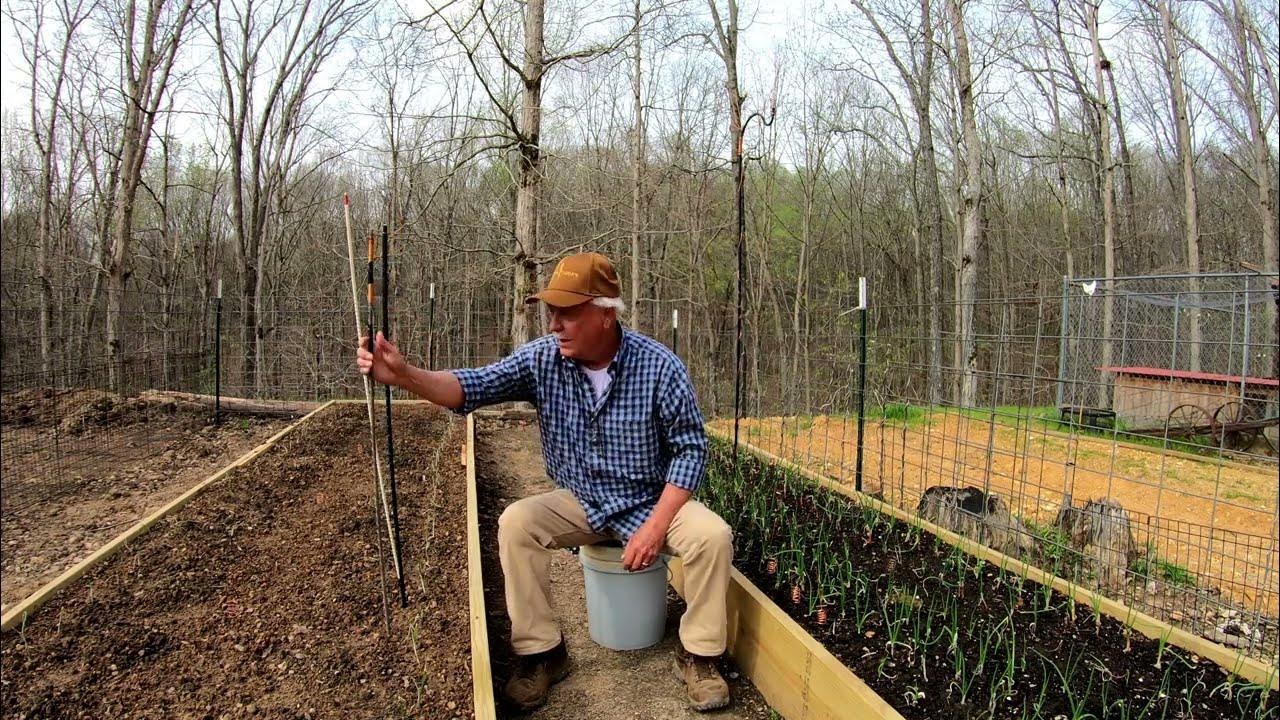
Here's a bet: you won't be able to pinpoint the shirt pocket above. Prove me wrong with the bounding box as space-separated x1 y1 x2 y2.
600 410 660 479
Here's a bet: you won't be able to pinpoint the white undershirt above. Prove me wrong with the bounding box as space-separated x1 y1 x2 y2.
582 365 612 402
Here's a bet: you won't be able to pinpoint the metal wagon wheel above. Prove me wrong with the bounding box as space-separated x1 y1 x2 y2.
1165 404 1214 444
1212 401 1262 451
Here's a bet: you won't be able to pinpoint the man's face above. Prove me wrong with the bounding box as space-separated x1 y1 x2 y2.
548 302 612 362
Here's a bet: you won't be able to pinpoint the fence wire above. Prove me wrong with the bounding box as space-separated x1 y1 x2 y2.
711 273 1279 662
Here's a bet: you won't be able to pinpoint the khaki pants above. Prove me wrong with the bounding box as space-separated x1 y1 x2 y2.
498 489 733 657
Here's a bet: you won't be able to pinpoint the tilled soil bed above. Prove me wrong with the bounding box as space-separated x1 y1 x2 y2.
1 403 473 719
1 388 293 609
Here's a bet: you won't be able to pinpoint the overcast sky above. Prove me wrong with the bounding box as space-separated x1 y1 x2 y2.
0 0 793 147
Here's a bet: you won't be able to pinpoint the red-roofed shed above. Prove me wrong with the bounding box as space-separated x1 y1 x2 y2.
1098 366 1279 432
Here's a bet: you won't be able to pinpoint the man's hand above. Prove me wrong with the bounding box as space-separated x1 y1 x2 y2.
622 514 669 572
356 331 407 387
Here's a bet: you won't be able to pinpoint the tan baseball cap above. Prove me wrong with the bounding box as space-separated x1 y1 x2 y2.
526 252 621 307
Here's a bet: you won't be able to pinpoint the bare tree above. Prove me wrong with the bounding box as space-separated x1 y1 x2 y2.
848 0 947 404
208 0 370 393
1154 0 1203 370
420 0 624 346
630 0 646 331
1187 0 1277 274
1086 0 1117 404
104 0 197 391
948 0 982 406
705 0 746 432
8 0 93 374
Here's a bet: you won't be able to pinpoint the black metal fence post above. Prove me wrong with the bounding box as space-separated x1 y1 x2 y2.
382 224 407 607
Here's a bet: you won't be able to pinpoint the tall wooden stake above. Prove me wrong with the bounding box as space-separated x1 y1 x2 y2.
342 195 393 631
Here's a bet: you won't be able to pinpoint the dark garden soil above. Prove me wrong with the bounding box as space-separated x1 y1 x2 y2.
1 403 474 720
1 388 292 610
703 440 1279 720
473 415 774 720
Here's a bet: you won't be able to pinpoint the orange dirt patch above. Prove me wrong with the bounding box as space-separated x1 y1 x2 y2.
713 412 1280 617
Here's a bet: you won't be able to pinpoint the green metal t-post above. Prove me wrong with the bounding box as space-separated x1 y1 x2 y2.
854 277 868 494
428 283 436 368
214 279 223 426
672 308 679 357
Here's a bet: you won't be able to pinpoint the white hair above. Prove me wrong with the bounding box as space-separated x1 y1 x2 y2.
591 296 627 316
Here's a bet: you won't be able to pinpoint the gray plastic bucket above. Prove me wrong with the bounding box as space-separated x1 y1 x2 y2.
579 543 668 650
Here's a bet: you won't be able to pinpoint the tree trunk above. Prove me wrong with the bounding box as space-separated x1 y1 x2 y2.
852 0 945 404
1227 0 1277 273
1159 0 1201 371
1105 62 1137 257
107 118 144 392
708 0 745 418
630 0 645 331
919 120 946 406
104 0 195 392
511 0 546 347
951 0 982 408
1088 0 1116 405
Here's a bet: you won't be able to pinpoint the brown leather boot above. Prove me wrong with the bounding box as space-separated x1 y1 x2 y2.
504 639 571 711
673 643 731 711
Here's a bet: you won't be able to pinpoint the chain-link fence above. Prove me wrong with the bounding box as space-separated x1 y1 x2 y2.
1058 273 1279 457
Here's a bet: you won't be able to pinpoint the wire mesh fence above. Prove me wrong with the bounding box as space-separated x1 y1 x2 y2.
708 273 1279 662
3 269 1278 660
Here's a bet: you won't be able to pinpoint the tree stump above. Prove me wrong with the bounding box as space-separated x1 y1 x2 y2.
1055 497 1136 590
917 486 1035 557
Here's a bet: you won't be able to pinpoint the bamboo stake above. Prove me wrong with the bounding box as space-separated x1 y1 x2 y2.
342 194 394 631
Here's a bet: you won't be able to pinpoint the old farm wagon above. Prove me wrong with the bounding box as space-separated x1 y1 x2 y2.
1100 366 1279 453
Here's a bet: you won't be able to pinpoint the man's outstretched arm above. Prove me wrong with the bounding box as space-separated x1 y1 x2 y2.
356 332 464 409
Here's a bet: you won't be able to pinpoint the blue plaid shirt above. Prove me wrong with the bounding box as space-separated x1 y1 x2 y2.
451 327 707 537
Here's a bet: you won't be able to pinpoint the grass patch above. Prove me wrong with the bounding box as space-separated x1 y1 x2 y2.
1131 551 1198 588
947 405 1240 461
1024 520 1081 575
1223 488 1264 502
849 402 930 427
954 405 1061 427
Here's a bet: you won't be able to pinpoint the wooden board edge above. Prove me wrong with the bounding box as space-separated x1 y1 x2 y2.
711 427 1280 691
669 559 906 720
1 400 337 633
466 413 498 720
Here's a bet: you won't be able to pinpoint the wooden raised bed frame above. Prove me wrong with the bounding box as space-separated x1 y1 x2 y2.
466 413 498 720
463 416 1276 720
709 427 1280 694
